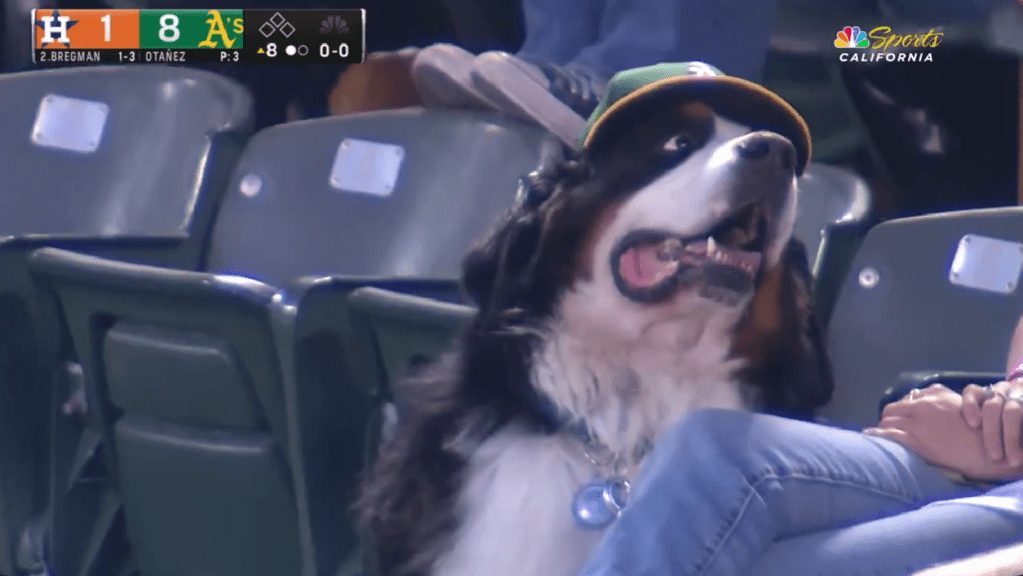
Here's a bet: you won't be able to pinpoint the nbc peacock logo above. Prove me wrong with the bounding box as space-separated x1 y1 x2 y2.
834 26 869 49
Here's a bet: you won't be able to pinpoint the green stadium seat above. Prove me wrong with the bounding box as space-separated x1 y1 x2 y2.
30 107 560 576
795 163 874 326
344 287 473 576
794 164 872 272
208 107 561 286
0 65 252 576
347 286 473 420
826 207 1023 429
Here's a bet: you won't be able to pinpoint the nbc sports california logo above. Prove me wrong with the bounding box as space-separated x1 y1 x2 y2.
834 25 943 62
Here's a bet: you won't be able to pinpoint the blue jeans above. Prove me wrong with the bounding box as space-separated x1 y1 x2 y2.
577 409 1023 576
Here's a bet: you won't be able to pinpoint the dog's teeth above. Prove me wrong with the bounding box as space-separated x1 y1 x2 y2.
707 236 717 255
657 238 683 261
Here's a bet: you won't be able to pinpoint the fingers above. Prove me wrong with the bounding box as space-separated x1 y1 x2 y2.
875 415 911 429
865 416 913 440
881 387 934 419
863 426 918 451
1004 396 1023 468
982 391 1007 462
881 399 914 420
882 384 953 421
961 384 989 429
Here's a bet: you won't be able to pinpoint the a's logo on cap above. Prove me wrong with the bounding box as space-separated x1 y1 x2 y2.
685 62 721 76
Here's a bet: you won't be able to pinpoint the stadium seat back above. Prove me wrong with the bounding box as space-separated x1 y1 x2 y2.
207 107 562 286
0 65 251 241
793 163 873 326
348 286 473 404
793 163 872 268
346 287 473 576
104 322 299 576
30 249 306 576
825 207 1023 428
0 65 252 576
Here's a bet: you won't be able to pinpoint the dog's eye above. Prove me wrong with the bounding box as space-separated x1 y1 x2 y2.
662 134 693 156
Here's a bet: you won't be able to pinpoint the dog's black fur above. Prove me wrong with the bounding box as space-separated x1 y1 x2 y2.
357 107 834 576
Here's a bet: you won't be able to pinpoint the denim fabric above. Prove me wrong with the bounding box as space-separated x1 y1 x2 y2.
576 409 1023 576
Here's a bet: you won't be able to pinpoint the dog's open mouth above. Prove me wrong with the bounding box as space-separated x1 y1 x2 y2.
611 202 769 305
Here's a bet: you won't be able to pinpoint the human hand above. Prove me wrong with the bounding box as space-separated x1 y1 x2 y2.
960 379 1023 467
863 383 1023 482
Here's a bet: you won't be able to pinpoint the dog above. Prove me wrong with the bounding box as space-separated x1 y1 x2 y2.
358 63 834 576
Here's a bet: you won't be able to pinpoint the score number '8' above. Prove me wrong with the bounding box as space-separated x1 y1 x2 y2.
159 14 181 41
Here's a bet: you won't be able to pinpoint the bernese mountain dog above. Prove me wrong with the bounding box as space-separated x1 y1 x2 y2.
359 63 834 576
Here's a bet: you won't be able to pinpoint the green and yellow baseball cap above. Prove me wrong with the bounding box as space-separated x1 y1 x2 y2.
580 62 812 175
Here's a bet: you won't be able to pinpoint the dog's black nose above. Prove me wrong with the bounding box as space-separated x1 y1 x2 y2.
735 132 796 174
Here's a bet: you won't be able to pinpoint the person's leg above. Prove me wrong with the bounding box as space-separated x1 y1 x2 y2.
577 409 982 576
748 482 1023 576
569 0 780 83
913 542 1023 576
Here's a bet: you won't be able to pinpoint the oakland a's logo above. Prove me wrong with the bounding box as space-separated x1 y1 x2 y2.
198 10 243 49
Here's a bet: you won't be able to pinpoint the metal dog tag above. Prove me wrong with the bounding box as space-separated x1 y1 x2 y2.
31 94 109 154
948 234 1023 294
328 138 405 197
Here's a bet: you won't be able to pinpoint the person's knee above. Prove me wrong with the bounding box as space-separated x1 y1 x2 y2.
648 409 753 469
672 408 754 446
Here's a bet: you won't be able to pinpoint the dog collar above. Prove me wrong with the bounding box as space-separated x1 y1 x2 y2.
533 392 592 440
532 390 653 460
532 389 655 530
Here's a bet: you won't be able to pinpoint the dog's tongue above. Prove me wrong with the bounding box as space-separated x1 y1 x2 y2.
619 243 679 289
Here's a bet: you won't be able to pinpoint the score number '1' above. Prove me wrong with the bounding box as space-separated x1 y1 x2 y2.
90 14 178 42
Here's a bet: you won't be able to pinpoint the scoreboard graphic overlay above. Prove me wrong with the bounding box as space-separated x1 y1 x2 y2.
32 8 365 65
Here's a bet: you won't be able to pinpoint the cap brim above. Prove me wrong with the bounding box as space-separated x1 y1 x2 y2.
583 75 812 175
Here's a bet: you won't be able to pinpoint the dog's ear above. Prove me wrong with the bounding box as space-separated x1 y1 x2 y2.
733 237 834 420
461 193 546 312
462 158 592 314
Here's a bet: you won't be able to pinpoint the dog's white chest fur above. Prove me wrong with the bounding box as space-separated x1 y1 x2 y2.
433 313 746 576
433 427 604 576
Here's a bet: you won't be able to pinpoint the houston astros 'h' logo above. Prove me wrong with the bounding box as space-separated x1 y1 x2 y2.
36 10 79 48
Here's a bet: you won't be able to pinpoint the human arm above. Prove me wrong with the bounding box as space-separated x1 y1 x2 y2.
863 383 1023 482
